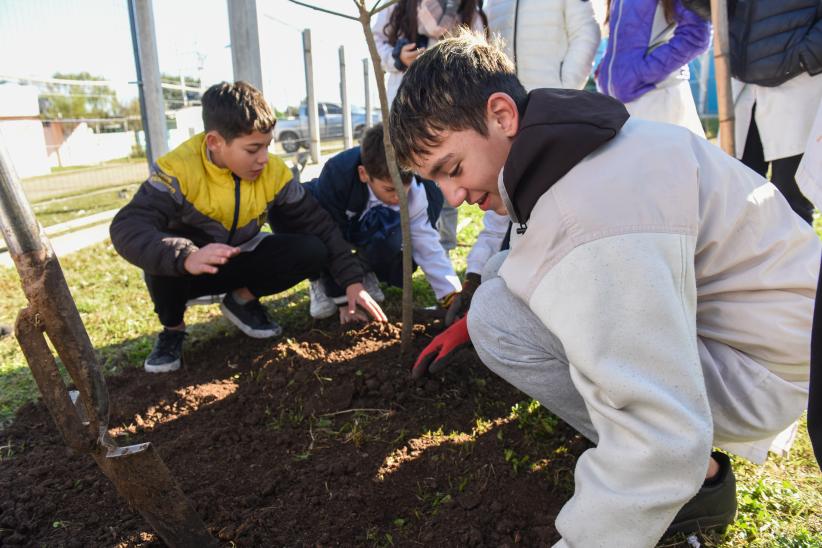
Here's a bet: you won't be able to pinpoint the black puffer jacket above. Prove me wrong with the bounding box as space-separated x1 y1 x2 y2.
730 0 822 86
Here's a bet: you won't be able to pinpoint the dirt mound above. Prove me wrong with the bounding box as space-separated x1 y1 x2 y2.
0 318 590 546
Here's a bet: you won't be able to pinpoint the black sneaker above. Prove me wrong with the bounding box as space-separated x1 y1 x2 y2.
144 329 186 373
220 293 283 339
665 451 737 537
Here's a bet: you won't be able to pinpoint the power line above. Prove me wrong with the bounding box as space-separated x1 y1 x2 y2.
0 74 202 93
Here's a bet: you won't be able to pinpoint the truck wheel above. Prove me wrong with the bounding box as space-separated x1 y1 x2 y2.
279 131 301 153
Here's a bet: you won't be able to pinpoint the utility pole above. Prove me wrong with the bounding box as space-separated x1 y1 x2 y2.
340 46 353 148
128 0 168 166
303 29 320 162
179 73 188 107
363 58 373 128
227 0 264 91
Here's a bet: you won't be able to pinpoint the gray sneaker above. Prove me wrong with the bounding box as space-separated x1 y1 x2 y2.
309 280 338 319
144 329 186 373
220 293 283 338
362 271 385 302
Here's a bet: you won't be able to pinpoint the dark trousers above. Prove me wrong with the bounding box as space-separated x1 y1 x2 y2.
321 232 411 299
742 107 813 224
146 233 328 327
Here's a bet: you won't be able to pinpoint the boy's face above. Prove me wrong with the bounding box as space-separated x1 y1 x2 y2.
206 130 273 181
412 93 518 216
358 165 409 206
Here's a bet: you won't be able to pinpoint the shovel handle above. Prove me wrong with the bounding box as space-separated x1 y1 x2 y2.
14 250 110 433
15 308 96 452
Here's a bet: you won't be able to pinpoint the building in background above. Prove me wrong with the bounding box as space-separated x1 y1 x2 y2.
0 83 50 178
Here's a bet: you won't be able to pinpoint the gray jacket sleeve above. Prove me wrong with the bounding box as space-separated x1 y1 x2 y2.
109 172 198 277
268 180 364 288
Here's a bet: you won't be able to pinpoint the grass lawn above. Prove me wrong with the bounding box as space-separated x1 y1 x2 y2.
0 204 820 546
29 184 139 228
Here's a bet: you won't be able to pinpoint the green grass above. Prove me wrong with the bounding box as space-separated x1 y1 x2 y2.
1 203 820 545
28 157 146 178
29 185 139 228
0 205 483 424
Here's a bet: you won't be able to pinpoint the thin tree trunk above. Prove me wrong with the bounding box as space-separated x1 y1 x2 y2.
287 0 413 357
710 0 735 156
355 0 414 357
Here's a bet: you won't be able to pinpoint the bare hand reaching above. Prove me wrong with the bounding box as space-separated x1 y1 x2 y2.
344 282 388 322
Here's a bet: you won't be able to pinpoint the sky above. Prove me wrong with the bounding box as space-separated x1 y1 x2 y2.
0 0 377 110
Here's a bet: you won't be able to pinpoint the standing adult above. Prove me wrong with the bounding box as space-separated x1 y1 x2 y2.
374 0 488 254
374 0 488 104
485 0 601 92
596 0 712 137
730 0 822 225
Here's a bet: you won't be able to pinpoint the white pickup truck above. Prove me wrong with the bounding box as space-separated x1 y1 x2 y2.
275 102 380 153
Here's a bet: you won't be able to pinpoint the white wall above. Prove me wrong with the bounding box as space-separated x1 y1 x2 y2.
49 123 136 167
0 120 51 178
0 83 50 178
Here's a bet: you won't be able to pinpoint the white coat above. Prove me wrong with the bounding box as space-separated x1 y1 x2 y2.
733 72 822 161
485 0 601 91
796 96 822 208
373 5 486 104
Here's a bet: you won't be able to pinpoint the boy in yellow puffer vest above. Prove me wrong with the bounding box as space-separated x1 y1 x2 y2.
110 81 386 373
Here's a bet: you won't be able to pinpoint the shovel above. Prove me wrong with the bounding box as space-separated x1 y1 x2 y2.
0 142 217 547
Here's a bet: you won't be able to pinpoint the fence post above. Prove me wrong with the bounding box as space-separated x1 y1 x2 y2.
303 29 320 163
710 0 735 156
340 46 353 149
128 0 168 166
227 0 264 91
363 58 373 128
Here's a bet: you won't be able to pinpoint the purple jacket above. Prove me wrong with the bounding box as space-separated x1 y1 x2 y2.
596 0 711 103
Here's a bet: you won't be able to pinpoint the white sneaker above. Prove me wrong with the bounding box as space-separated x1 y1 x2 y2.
309 280 338 319
363 271 385 302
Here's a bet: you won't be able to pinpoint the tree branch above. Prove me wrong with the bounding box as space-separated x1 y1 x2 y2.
287 0 358 21
370 0 401 16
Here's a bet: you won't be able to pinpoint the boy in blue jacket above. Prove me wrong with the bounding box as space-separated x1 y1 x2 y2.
304 124 462 323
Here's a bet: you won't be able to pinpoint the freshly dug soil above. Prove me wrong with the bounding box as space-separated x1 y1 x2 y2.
0 318 592 547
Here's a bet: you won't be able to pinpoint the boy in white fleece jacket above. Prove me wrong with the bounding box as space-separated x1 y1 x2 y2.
390 30 820 547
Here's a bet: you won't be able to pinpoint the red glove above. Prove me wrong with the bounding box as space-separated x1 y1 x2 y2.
411 316 471 380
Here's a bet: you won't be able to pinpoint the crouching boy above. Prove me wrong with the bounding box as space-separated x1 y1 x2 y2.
303 123 461 323
392 31 820 546
110 81 385 373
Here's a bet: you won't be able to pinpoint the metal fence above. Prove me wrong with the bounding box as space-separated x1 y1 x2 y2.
0 0 382 210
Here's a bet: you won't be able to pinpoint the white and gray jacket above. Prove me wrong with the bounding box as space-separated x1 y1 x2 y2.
496 89 819 547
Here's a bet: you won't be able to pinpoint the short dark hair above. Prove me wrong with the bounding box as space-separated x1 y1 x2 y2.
201 81 276 142
360 123 411 184
389 28 527 169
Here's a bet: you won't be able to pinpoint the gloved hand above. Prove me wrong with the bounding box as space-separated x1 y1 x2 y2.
444 272 481 326
411 316 471 380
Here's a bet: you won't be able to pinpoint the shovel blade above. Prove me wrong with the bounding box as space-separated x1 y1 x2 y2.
95 442 217 547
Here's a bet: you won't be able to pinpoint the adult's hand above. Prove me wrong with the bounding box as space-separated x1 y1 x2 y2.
183 243 240 275
445 272 481 326
399 43 424 68
345 282 388 322
411 316 471 380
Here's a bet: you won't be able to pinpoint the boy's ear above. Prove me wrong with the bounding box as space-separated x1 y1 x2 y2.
486 92 519 138
204 130 225 152
357 165 370 184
